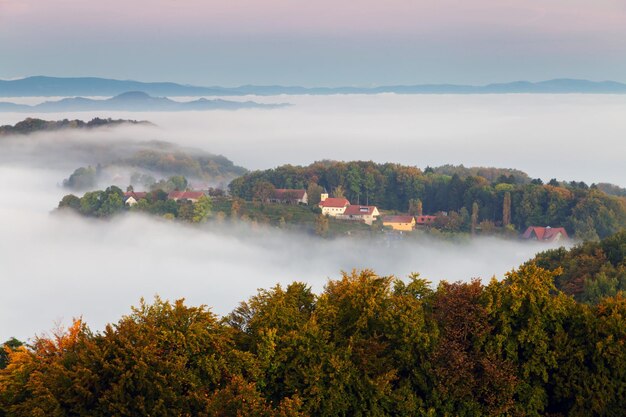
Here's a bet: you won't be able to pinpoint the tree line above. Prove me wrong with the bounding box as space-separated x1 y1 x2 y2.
229 161 626 239
58 181 212 223
2 234 626 416
0 118 149 136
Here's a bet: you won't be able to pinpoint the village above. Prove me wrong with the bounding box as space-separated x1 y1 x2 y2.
121 186 569 242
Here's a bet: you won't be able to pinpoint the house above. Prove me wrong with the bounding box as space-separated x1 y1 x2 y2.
123 191 147 206
382 215 416 231
415 215 437 226
168 191 205 203
319 197 351 217
269 189 308 205
521 226 569 242
339 205 380 225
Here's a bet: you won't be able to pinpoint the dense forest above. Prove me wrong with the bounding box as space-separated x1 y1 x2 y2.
229 161 626 239
2 247 626 416
0 117 151 136
531 231 626 304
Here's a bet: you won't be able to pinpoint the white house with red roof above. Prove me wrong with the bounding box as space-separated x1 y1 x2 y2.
123 191 148 206
521 226 569 242
319 196 351 217
338 205 380 225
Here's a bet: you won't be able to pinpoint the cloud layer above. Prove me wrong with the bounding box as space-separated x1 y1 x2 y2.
0 164 553 341
2 94 607 340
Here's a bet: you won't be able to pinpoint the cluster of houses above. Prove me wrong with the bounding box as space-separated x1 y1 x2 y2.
270 188 570 241
126 187 570 241
271 188 438 229
313 191 440 229
123 190 205 206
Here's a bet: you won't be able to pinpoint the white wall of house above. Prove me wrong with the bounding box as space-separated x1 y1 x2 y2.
321 206 347 216
338 208 380 225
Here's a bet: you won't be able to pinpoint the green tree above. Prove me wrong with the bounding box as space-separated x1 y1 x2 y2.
96 186 125 217
503 191 511 226
63 166 98 190
483 264 573 416
177 200 195 221
306 183 324 206
192 195 212 223
57 194 81 211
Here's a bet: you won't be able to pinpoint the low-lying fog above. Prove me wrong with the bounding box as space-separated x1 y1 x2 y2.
4 92 619 340
2 93 626 186
0 165 560 341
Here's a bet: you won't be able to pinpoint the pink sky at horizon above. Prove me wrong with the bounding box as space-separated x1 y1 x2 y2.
2 0 626 85
2 0 626 36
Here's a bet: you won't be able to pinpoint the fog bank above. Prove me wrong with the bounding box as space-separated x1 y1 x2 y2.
0 164 561 341
3 93 616 340
2 94 625 186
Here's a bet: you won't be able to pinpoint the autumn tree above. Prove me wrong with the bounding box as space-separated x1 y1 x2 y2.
431 280 517 416
314 214 329 237
253 181 276 204
333 185 345 199
230 198 242 219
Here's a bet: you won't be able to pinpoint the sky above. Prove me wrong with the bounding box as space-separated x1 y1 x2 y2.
1 0 626 86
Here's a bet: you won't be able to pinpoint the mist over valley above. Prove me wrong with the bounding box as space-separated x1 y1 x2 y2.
3 93 613 339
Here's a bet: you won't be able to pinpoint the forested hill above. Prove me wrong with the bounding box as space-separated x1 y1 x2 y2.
0 117 151 136
530 231 626 303
229 160 626 239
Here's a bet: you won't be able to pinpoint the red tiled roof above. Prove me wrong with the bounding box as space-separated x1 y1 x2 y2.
416 215 437 224
522 226 568 241
319 197 350 208
343 205 377 216
168 191 205 200
383 215 415 223
123 192 147 199
273 189 306 199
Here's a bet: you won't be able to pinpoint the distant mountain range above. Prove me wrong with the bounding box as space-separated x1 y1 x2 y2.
2 76 626 97
0 91 287 112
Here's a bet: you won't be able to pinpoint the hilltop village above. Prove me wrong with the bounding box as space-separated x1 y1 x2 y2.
56 155 626 242
257 187 567 241
91 183 569 241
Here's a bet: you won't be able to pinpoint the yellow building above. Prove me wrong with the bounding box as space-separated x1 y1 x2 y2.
382 215 416 231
